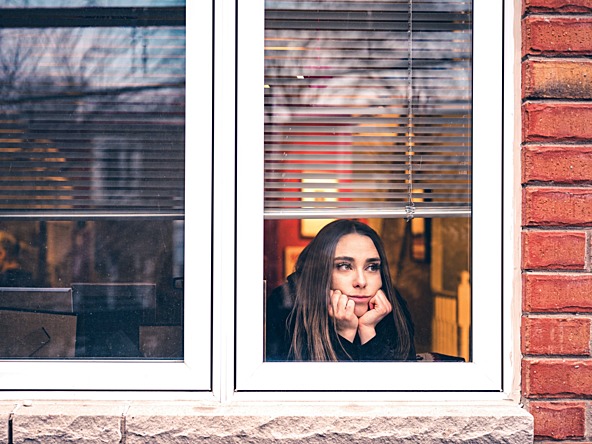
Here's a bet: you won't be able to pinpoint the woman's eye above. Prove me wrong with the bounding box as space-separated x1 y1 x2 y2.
335 262 352 271
367 263 381 272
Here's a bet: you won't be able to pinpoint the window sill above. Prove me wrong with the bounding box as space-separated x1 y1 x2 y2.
3 400 533 443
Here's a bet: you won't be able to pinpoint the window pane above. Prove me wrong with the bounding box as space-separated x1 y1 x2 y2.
264 217 471 362
0 25 185 216
264 0 472 218
0 5 186 360
262 1 472 363
0 220 183 359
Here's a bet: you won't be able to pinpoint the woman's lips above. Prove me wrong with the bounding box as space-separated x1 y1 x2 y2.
347 295 371 302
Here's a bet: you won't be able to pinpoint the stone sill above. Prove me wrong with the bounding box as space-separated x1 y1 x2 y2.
3 400 533 443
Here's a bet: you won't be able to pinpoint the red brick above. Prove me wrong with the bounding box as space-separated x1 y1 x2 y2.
522 231 586 269
523 359 592 397
524 17 592 56
523 103 592 142
528 401 586 440
522 145 592 184
525 0 592 13
523 60 592 99
522 316 591 355
523 274 592 312
523 187 592 226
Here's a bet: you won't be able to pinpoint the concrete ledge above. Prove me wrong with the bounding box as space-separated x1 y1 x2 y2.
1 403 13 443
9 401 124 443
5 400 533 443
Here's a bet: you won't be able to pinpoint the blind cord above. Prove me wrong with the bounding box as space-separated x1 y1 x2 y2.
405 0 415 222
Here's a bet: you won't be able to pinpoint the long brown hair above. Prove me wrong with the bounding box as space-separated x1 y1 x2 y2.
288 219 414 360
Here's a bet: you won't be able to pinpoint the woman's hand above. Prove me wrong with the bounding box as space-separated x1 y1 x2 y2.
328 289 358 342
357 289 392 344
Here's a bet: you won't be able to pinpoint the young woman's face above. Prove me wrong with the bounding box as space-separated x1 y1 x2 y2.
331 233 382 317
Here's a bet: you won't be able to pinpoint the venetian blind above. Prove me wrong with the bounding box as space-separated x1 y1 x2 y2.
0 6 185 219
264 0 472 219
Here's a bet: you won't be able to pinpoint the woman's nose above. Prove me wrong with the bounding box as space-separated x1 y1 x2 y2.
353 269 366 288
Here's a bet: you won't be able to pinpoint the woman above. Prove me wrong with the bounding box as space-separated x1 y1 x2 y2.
266 219 415 361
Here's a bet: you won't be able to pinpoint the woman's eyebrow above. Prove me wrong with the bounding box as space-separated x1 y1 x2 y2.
334 256 353 261
333 256 381 263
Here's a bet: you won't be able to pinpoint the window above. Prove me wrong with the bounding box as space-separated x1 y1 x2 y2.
235 0 505 393
0 0 510 399
0 1 212 391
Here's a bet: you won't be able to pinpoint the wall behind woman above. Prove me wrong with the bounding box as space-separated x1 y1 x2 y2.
378 218 470 355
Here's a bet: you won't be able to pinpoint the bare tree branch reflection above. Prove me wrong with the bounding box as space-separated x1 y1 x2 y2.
0 4 185 215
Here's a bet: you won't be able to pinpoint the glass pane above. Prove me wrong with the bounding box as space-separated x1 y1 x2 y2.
263 0 472 363
0 4 185 360
0 220 183 359
263 0 472 218
0 26 185 216
264 218 471 362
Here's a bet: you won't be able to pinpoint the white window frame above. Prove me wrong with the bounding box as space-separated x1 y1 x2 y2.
0 1 213 394
230 0 515 400
0 0 520 402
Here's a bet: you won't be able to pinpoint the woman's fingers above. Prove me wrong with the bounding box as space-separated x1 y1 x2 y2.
330 290 351 317
329 289 358 341
345 298 355 314
370 289 392 315
359 290 392 329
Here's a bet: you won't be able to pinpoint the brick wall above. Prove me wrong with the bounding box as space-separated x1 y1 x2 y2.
522 0 592 441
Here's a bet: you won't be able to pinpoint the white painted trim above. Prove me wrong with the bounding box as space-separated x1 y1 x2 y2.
503 0 523 403
212 0 238 403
